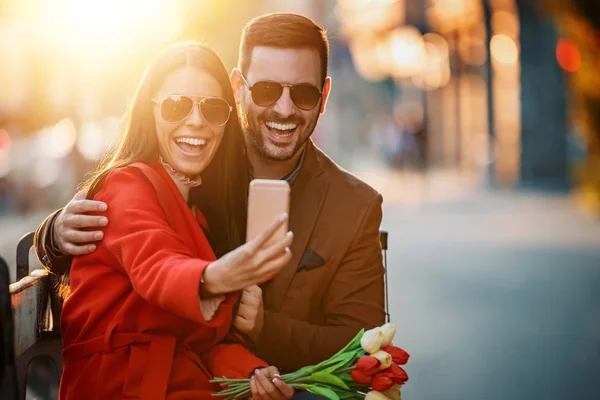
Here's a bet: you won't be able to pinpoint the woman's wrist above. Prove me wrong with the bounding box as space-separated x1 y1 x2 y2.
200 262 228 296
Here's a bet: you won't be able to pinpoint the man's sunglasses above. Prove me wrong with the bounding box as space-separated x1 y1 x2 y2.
152 95 232 126
238 72 323 111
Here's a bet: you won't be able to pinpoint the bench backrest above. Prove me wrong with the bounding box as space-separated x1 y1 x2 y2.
8 233 62 400
10 269 52 358
1 255 17 398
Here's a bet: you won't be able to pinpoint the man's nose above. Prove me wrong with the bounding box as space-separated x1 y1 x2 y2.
272 87 295 118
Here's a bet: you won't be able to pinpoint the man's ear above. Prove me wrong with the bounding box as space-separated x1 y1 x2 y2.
230 68 245 104
319 77 332 115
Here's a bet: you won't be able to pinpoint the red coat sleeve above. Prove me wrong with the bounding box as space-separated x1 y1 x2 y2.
201 343 268 379
97 167 217 325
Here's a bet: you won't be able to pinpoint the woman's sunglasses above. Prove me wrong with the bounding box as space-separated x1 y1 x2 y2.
238 71 323 111
152 95 232 126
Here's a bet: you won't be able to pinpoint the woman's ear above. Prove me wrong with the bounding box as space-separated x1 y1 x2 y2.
319 77 332 115
230 68 245 105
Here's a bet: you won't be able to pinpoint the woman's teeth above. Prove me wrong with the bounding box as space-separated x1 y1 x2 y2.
175 137 208 154
175 137 207 146
265 121 298 133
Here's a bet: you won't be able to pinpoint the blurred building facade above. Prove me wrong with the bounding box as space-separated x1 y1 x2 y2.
0 0 584 216
547 0 600 214
334 0 572 190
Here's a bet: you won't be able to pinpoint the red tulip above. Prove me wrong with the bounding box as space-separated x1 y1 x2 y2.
387 363 409 384
356 356 380 372
363 365 380 375
351 369 373 384
371 374 395 391
383 346 410 365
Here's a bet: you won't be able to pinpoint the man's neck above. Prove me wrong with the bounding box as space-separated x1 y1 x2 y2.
248 144 306 180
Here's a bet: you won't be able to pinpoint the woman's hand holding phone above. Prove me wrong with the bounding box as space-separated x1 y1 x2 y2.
201 214 293 296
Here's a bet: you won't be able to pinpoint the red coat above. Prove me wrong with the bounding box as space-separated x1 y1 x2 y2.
60 162 266 400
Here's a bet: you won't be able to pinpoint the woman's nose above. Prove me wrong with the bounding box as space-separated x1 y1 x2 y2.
185 104 205 128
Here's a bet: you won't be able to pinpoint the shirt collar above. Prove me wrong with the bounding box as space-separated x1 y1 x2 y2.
249 147 306 186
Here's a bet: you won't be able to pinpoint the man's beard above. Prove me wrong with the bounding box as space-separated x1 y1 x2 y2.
239 103 319 162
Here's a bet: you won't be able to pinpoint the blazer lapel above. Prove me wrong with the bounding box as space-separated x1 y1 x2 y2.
263 141 330 311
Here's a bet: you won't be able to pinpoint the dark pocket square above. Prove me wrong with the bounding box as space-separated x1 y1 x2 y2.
298 250 325 271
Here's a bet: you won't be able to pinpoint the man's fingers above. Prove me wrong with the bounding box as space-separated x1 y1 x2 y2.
67 215 108 229
239 287 252 302
73 190 86 200
236 303 258 320
66 199 108 214
238 287 262 306
62 243 96 256
62 229 104 244
245 285 263 299
238 292 261 308
232 316 251 333
273 378 294 399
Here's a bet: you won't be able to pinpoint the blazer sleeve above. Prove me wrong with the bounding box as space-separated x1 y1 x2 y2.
201 343 268 379
97 167 217 325
254 194 386 371
34 208 73 275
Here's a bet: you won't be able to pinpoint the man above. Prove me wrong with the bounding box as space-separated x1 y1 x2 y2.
34 13 385 372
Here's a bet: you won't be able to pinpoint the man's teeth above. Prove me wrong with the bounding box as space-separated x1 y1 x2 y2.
265 122 298 131
175 137 207 146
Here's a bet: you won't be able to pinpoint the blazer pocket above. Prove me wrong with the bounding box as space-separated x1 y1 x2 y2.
297 249 326 272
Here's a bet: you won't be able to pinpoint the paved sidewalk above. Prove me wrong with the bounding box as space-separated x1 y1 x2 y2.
381 186 600 400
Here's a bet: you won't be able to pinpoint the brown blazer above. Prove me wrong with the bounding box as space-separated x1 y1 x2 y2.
254 140 385 370
34 140 385 372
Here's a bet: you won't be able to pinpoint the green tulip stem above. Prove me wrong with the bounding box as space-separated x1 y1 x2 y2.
216 383 251 396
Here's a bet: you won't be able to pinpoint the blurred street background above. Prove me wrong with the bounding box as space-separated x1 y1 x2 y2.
1 0 600 399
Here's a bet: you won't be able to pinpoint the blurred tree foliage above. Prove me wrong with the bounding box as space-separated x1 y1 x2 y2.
546 0 600 214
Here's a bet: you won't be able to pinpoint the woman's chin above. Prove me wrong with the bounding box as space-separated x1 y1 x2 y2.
175 162 205 177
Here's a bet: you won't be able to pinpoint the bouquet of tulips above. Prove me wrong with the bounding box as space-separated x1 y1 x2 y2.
211 323 409 400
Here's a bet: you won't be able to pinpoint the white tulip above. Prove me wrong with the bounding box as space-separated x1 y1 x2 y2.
364 391 389 400
382 385 402 400
360 327 384 354
380 323 396 347
371 350 393 370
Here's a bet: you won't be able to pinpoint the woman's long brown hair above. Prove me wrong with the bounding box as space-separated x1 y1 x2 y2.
59 42 248 295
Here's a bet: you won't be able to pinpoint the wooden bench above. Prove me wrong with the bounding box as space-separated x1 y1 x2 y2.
2 230 389 399
1 254 17 398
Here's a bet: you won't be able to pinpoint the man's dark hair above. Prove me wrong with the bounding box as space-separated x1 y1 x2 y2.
238 12 329 84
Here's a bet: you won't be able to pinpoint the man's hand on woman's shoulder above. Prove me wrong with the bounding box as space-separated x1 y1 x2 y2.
53 190 109 256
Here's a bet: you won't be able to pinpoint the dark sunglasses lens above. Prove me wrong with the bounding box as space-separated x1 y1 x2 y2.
161 96 194 122
251 82 283 107
290 85 321 110
200 98 231 125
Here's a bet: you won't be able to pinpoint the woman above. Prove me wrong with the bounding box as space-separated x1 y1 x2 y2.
59 42 294 400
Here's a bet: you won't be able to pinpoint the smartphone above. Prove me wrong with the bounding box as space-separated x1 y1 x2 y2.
246 179 290 247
